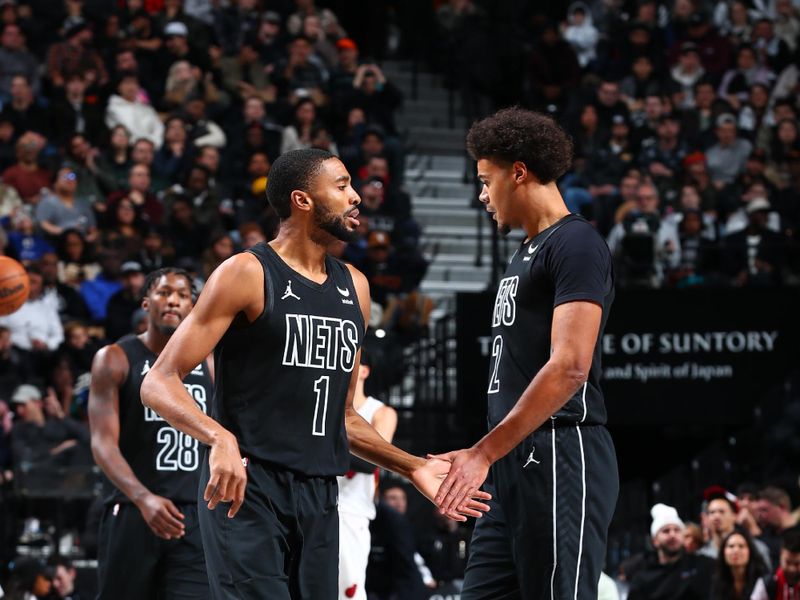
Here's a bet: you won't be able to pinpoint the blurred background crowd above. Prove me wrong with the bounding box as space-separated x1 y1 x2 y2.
0 0 798 598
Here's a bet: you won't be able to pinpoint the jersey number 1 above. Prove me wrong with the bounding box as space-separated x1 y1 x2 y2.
312 376 330 436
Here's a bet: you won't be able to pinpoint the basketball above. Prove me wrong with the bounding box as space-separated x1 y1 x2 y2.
0 256 30 316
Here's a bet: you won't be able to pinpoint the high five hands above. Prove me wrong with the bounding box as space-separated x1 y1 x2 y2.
411 453 492 522
428 447 492 517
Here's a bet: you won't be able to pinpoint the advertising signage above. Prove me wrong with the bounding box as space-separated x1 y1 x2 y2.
455 288 800 426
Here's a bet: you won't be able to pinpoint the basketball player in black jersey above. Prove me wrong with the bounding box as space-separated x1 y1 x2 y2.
140 148 490 599
431 108 619 599
89 268 214 599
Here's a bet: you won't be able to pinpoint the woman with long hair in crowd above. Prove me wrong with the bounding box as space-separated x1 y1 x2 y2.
57 229 100 288
280 97 317 154
711 528 768 600
103 124 132 189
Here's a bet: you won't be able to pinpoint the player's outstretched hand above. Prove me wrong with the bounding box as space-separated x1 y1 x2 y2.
204 431 247 518
411 457 491 522
428 447 492 517
137 493 185 540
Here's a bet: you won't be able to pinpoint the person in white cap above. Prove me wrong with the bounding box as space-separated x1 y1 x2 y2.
627 503 715 599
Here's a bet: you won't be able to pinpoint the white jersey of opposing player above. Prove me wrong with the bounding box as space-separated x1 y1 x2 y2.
336 396 384 520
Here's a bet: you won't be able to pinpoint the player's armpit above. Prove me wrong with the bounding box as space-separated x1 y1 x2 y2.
148 253 265 382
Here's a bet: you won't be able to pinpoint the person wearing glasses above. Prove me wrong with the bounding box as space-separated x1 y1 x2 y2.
35 167 98 243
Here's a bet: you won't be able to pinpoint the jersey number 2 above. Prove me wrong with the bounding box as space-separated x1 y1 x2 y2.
488 335 503 394
312 376 330 436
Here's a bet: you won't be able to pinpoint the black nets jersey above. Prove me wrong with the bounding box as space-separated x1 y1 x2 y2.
103 335 213 504
212 243 365 476
487 214 614 429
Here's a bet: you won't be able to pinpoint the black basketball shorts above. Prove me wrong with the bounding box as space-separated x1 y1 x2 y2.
462 423 618 600
198 455 339 600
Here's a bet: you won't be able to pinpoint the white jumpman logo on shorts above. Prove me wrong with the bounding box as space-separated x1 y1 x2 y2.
281 280 301 301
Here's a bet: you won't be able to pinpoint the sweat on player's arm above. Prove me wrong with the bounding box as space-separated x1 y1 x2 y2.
140 253 264 519
432 299 602 514
344 264 492 521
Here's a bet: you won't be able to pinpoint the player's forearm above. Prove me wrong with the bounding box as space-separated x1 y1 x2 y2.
91 440 151 505
141 368 230 447
346 408 424 479
475 361 587 465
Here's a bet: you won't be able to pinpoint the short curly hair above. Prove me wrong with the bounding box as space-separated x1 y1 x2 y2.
466 108 573 184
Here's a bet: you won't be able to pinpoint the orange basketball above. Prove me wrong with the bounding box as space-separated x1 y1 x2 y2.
0 257 30 316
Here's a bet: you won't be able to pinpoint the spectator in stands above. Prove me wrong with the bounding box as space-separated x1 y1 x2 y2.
51 74 106 148
39 251 90 324
57 229 100 289
10 383 90 468
1 131 51 203
774 0 800 49
639 113 689 199
165 194 208 263
274 35 328 107
35 167 98 241
0 74 48 140
50 556 84 600
671 43 706 109
105 164 163 227
286 0 346 39
46 19 109 89
0 325 33 400
154 115 191 184
130 138 169 192
621 57 662 116
751 526 800 600
683 11 734 80
7 208 54 263
63 133 118 205
103 125 132 189
418 508 472 588
628 503 714 600
137 227 173 273
367 483 433 596
162 59 224 115
4 556 53 600
710 529 768 600
527 22 581 112
718 45 774 112
105 261 145 342
720 198 786 286
201 231 234 280
700 491 773 570
607 182 680 287
183 97 227 149
162 20 210 72
220 39 276 106
0 264 64 352
0 23 39 98
281 97 318 154
766 118 800 190
706 113 753 186
754 487 799 567
348 62 403 138
685 522 705 554
105 73 164 149
79 249 123 322
751 18 792 74
254 10 284 67
157 0 210 53
562 2 598 69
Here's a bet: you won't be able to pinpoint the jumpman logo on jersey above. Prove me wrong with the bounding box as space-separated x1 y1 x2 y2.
281 280 301 301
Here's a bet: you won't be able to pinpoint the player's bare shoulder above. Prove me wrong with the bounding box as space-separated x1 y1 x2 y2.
90 343 130 387
200 251 266 319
